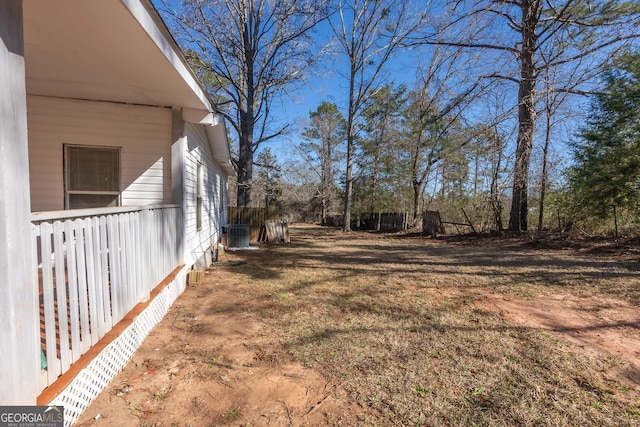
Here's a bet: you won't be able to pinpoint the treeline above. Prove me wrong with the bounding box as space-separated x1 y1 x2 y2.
253 50 640 236
158 0 640 234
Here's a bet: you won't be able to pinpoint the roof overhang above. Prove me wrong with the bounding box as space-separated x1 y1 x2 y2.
181 108 235 177
23 0 236 178
205 122 236 177
23 0 212 111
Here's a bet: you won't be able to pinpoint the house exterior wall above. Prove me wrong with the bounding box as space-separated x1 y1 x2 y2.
6 0 233 410
183 122 228 269
0 0 40 404
27 95 172 212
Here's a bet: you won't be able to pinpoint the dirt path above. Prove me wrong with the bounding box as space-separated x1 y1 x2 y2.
475 292 640 385
77 262 354 426
76 227 640 426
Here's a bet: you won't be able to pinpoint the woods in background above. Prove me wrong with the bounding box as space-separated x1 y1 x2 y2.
155 0 640 235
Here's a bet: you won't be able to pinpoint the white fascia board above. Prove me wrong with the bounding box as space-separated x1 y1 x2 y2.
182 108 224 126
204 120 236 177
122 0 212 112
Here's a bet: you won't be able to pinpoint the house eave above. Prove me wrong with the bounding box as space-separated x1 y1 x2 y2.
181 108 235 177
205 120 236 178
23 0 213 111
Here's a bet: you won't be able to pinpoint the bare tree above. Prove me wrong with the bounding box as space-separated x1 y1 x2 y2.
535 39 600 230
157 0 329 206
404 44 488 224
467 121 510 231
536 66 578 231
279 156 323 222
331 0 428 231
426 0 640 231
300 102 347 225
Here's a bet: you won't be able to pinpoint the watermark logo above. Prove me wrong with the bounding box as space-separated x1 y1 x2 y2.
0 406 63 427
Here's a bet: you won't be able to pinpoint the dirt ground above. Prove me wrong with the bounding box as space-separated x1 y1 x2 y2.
76 225 640 426
78 277 359 426
476 292 640 385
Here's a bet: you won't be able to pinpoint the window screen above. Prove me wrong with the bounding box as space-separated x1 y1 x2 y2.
65 145 121 209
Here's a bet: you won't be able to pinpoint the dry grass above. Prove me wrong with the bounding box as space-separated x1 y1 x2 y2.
223 225 640 426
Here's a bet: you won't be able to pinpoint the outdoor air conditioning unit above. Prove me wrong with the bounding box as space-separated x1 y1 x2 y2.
227 224 250 248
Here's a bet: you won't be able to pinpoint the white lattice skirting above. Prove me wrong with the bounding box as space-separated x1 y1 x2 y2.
48 268 187 427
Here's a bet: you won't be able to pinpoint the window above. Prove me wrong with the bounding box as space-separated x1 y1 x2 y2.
196 162 203 230
65 145 121 209
219 176 225 218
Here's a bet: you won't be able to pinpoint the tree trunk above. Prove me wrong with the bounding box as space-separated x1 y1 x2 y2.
321 149 328 225
410 141 422 223
342 129 354 231
321 192 327 225
490 129 504 231
440 160 447 198
537 101 552 231
508 0 538 231
237 21 255 208
237 108 255 207
342 59 357 232
236 133 254 207
370 140 381 214
412 179 421 223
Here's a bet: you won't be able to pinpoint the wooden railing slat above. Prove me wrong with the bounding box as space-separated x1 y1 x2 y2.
33 206 182 391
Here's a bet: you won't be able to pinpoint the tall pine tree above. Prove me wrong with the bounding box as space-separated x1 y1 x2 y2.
569 51 640 218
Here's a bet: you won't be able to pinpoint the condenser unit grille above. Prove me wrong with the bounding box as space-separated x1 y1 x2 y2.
227 224 250 248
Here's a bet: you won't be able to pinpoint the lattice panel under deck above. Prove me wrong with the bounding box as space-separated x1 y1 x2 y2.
47 269 186 427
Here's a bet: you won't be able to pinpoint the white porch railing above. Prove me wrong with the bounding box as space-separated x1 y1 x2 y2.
32 205 183 392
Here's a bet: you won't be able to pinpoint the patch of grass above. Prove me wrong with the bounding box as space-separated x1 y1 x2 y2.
153 390 169 401
223 229 640 426
412 386 431 397
469 387 486 396
227 406 241 418
506 354 519 363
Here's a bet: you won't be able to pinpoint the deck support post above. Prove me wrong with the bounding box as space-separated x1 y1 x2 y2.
0 0 40 404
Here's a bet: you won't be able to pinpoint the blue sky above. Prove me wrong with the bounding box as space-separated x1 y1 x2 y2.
152 0 591 180
266 42 428 162
152 0 503 161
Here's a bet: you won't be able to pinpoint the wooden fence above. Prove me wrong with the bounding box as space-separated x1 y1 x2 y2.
227 207 280 242
355 212 408 232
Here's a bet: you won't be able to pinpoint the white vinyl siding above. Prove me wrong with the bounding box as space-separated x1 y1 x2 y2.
183 122 226 268
27 95 172 212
